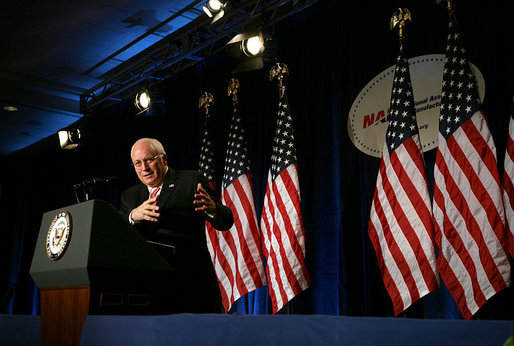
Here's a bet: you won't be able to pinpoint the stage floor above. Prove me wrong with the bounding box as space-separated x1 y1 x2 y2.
1 313 513 345
80 314 514 345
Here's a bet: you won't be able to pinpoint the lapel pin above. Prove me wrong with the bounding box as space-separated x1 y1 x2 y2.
169 184 175 188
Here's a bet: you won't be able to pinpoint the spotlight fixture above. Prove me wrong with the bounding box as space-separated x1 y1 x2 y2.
226 32 265 73
134 89 151 113
203 0 225 23
241 35 264 57
3 105 18 112
58 128 81 150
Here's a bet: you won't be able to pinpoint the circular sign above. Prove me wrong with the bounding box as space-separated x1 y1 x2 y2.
46 210 72 260
347 54 485 157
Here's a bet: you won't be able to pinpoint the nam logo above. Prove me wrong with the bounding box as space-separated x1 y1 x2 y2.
347 54 484 158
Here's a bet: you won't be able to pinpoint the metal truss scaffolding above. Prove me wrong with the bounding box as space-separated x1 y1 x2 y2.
80 0 317 114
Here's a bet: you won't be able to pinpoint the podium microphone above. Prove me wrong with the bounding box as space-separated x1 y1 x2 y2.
88 176 119 185
73 176 119 202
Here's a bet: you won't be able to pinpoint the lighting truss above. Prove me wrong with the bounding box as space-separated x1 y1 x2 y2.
79 0 318 114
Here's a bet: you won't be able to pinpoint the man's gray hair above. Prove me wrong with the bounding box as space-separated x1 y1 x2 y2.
131 138 166 157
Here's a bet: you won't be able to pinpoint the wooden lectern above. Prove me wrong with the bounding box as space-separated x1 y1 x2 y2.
30 200 174 346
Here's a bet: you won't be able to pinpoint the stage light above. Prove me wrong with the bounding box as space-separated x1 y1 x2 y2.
134 90 151 112
3 105 18 112
241 35 264 57
58 128 81 150
226 32 265 73
203 0 225 23
203 0 222 16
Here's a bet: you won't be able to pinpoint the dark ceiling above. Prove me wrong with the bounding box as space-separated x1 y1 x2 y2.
0 0 206 155
0 0 309 156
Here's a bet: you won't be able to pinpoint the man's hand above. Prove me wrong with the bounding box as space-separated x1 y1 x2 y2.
130 197 160 223
194 183 217 217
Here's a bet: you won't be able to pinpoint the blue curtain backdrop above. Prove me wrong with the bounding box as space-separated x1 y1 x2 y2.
1 0 513 319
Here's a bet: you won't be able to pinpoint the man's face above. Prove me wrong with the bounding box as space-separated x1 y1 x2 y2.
131 140 167 187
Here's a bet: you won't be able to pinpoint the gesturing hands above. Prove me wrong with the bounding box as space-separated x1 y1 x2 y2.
130 183 216 222
194 183 217 217
130 196 160 223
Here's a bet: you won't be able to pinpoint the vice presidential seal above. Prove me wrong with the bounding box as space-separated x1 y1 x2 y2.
46 210 72 260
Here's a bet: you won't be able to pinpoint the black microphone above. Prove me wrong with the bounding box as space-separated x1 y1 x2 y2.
73 176 119 203
80 176 119 186
91 176 119 184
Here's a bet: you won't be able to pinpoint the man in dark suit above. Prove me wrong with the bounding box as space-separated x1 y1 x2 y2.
120 138 233 313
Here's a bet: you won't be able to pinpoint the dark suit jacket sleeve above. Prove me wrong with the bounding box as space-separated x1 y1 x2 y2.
119 185 145 222
120 190 131 220
198 175 234 231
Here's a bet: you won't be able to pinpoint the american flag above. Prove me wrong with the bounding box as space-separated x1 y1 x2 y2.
367 42 439 315
200 104 267 313
198 112 226 304
260 92 310 313
432 18 511 319
502 97 514 258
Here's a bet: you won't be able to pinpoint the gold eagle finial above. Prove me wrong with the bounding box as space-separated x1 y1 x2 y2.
390 8 412 39
270 63 289 98
436 0 453 11
227 78 240 105
199 92 214 116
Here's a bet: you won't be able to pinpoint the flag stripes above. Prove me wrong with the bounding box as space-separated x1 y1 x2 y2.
217 106 266 312
221 175 267 290
208 177 266 313
433 113 511 298
367 41 439 315
261 165 309 312
503 106 514 257
199 103 266 313
368 138 439 314
433 113 511 319
260 93 310 314
431 17 511 319
207 227 235 307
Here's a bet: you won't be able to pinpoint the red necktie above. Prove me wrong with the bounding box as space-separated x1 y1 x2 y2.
149 187 161 204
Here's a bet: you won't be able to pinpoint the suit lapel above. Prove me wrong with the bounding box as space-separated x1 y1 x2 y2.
157 168 178 207
137 184 149 205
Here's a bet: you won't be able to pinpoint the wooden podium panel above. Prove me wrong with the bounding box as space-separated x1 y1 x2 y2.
40 286 90 346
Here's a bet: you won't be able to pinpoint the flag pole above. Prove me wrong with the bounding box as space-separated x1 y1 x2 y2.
227 78 250 315
368 7 441 316
270 62 292 315
198 91 220 312
390 9 412 319
431 0 511 318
